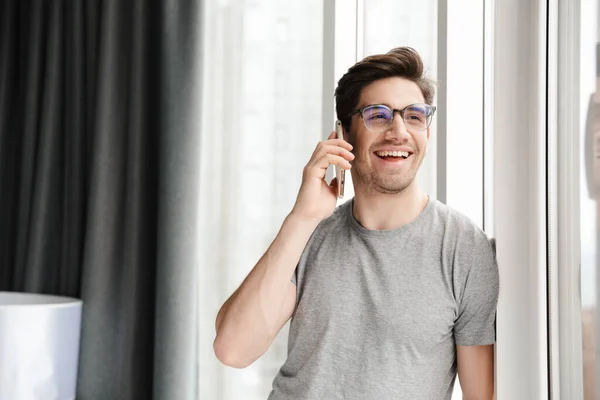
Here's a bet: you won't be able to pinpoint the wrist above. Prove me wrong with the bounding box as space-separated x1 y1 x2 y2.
286 210 322 231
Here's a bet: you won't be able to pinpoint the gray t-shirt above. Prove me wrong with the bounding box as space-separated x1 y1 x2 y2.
268 196 499 400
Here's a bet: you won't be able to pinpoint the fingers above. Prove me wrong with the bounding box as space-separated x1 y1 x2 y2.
308 134 354 164
326 131 353 151
315 144 354 162
314 153 352 172
303 153 351 180
303 132 354 181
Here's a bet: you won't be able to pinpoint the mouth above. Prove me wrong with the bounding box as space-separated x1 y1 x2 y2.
373 150 413 163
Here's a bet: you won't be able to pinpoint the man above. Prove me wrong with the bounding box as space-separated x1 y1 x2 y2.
213 47 499 400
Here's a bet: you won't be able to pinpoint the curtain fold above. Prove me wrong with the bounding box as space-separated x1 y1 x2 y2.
0 1 201 399
154 1 202 398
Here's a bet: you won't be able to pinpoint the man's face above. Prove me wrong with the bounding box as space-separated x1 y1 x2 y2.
346 77 431 195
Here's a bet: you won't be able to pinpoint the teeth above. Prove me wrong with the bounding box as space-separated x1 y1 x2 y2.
376 151 410 158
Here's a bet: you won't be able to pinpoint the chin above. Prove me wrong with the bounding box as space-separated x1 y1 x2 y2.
374 184 410 195
354 162 417 194
371 177 414 194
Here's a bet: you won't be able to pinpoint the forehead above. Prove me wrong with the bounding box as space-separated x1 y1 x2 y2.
358 77 425 109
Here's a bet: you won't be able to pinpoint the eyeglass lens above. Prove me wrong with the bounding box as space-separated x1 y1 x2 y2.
362 104 433 133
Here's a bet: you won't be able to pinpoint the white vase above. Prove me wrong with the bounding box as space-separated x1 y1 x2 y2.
0 292 82 400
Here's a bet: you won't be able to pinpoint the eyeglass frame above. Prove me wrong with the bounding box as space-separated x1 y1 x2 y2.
343 103 437 133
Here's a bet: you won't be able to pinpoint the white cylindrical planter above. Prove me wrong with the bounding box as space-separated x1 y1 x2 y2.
0 292 83 400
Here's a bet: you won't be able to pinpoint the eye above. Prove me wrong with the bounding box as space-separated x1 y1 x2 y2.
368 113 388 120
364 106 391 122
405 113 425 122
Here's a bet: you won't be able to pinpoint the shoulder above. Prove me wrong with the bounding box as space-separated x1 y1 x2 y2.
309 200 351 240
433 200 493 247
430 200 496 269
295 201 351 281
297 200 352 261
430 203 499 300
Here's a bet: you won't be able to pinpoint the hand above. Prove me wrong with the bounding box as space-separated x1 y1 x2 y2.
291 132 354 222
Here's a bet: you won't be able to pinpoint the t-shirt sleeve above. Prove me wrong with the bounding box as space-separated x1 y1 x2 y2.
454 236 499 346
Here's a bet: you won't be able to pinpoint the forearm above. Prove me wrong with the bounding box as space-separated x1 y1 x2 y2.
213 213 319 367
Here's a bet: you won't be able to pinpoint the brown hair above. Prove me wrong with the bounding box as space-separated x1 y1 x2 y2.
334 47 436 132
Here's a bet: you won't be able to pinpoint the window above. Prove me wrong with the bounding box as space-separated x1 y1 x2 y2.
553 0 599 398
579 3 599 397
199 1 488 399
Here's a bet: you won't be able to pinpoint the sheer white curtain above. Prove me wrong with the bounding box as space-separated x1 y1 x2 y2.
198 1 324 399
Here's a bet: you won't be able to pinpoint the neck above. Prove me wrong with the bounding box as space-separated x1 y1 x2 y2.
352 181 428 231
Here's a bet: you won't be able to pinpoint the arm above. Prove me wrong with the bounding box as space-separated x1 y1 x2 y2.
454 234 499 399
457 344 495 400
213 214 318 369
213 132 354 369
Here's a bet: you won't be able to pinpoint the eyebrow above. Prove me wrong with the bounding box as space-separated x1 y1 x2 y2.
359 102 422 110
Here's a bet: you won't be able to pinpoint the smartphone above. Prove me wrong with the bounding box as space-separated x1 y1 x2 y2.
335 120 345 198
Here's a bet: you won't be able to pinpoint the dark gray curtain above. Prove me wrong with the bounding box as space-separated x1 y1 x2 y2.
0 1 201 399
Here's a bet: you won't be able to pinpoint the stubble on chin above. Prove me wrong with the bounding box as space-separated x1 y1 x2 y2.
353 157 417 195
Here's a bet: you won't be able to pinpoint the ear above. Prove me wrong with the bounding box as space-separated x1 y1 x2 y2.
426 127 431 141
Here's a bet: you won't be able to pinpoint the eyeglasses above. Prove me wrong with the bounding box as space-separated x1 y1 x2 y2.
345 103 436 134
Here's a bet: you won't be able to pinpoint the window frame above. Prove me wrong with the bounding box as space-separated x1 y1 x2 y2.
492 0 550 398
555 0 585 398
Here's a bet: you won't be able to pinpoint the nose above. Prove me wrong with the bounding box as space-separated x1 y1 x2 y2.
383 111 410 141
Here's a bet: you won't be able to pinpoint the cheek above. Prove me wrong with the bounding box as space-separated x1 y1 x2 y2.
417 136 429 155
357 143 374 164
357 136 375 155
348 134 366 158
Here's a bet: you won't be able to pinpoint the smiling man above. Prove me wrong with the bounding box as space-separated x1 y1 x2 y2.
213 47 499 400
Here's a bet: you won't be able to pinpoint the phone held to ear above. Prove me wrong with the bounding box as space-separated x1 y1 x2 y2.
335 120 345 198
